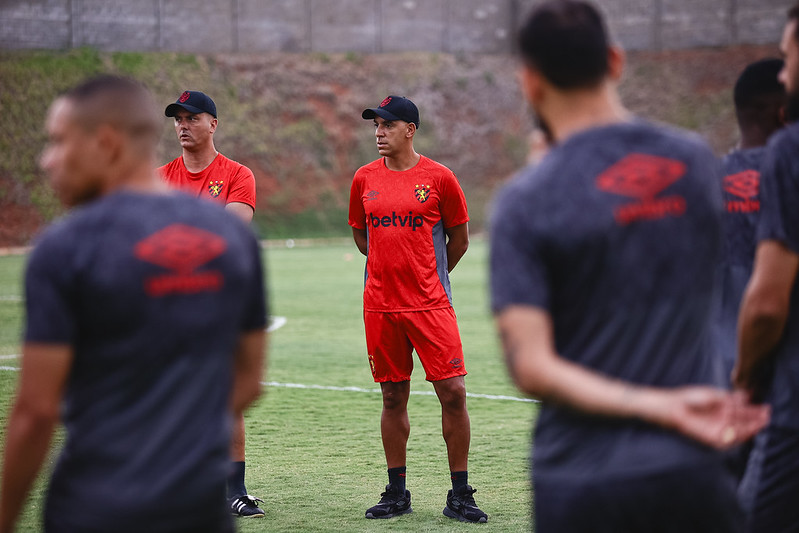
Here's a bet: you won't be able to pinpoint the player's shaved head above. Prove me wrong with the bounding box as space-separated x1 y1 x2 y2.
733 59 785 144
517 0 609 90
60 75 161 151
42 75 163 207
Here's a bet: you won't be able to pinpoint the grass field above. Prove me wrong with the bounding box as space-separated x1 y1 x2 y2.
0 238 537 532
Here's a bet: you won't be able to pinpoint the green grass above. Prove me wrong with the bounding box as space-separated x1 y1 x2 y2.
0 238 536 532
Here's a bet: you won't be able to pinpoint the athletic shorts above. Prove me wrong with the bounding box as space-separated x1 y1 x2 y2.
363 307 466 382
738 425 799 533
534 462 743 533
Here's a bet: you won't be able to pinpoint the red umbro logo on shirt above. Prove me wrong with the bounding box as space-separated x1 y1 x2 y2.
723 170 760 213
596 153 687 225
135 224 227 297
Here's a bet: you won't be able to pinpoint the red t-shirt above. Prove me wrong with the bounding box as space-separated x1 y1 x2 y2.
158 154 256 210
348 156 469 312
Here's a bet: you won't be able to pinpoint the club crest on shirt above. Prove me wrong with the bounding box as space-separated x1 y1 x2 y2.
208 180 224 198
723 170 760 213
414 184 431 203
596 153 687 226
368 354 377 377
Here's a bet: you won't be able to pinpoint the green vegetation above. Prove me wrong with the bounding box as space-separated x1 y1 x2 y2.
0 239 537 532
0 45 767 245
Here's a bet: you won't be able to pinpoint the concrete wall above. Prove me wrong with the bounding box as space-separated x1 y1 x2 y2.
0 0 786 53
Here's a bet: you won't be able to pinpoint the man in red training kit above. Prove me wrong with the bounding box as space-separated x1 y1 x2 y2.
159 90 262 518
348 95 487 523
159 91 256 222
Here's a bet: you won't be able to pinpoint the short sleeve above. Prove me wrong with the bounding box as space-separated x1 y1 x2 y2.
348 170 366 229
439 171 469 228
757 135 799 253
227 165 257 211
241 232 268 331
24 228 78 344
489 182 551 313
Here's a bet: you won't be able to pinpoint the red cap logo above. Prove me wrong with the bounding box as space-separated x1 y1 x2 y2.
178 91 191 103
379 97 392 108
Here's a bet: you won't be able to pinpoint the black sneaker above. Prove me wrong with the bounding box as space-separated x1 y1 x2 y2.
365 484 412 519
443 485 488 523
229 494 265 518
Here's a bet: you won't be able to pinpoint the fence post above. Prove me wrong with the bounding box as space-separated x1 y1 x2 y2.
653 0 662 51
232 0 239 52
729 0 738 45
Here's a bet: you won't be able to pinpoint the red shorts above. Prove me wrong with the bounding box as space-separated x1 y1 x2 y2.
364 307 466 383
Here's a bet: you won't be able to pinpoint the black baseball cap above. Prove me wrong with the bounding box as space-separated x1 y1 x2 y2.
165 90 217 118
362 95 420 128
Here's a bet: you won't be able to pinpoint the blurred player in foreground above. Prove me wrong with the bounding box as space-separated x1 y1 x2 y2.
159 90 263 518
348 96 486 523
713 58 784 482
734 5 799 531
490 2 770 531
714 58 785 382
0 76 267 533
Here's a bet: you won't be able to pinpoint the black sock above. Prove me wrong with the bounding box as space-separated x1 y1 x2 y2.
388 466 407 492
451 470 468 492
227 461 247 499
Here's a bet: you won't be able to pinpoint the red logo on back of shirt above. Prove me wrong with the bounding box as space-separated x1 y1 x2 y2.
596 153 687 225
723 170 760 213
135 224 227 297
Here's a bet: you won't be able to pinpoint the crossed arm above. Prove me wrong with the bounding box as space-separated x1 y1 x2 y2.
226 202 254 224
497 305 770 450
351 222 469 273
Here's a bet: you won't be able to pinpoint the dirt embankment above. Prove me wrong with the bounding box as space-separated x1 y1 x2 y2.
0 44 781 244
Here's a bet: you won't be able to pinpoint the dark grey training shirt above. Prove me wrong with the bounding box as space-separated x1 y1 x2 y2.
490 120 725 481
25 191 267 533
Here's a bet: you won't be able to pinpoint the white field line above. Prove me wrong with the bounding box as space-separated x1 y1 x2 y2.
0 317 534 403
261 380 538 403
0 296 21 302
266 316 287 333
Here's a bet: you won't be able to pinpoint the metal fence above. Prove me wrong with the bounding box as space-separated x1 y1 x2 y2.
0 0 787 54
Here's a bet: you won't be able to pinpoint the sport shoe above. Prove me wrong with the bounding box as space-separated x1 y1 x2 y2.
443 485 488 523
230 494 265 518
365 484 412 519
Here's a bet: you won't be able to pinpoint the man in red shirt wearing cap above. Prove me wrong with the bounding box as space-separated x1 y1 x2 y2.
159 91 256 222
349 95 487 523
159 91 262 518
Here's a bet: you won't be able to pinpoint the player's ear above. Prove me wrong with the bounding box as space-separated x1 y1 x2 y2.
95 123 124 167
406 122 416 138
209 117 218 134
607 46 625 82
518 64 542 106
